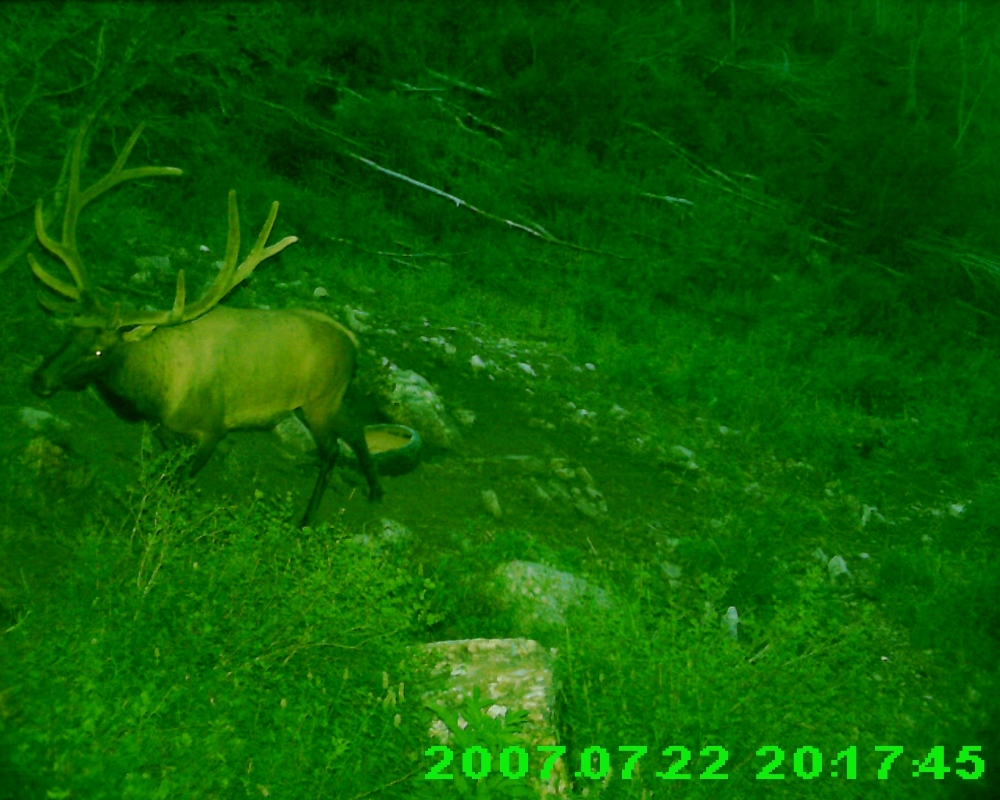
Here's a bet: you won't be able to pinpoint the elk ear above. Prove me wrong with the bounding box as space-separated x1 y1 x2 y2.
122 324 158 343
107 304 155 340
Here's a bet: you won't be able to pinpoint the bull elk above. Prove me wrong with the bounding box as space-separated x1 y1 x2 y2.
28 117 383 526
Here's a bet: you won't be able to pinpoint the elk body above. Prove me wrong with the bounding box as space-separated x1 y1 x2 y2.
29 117 382 525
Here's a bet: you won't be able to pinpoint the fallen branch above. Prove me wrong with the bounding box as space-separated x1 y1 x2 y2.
347 152 632 260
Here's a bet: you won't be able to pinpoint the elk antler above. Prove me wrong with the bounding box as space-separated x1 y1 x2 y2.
28 115 183 317
29 117 299 337
115 189 299 335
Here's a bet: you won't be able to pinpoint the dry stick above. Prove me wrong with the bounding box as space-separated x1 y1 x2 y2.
347 152 632 260
346 766 424 800
0 224 41 277
627 120 780 213
326 235 471 261
0 91 16 203
244 94 368 150
425 68 496 97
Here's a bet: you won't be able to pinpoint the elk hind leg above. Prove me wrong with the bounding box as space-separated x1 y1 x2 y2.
300 398 383 525
329 402 383 503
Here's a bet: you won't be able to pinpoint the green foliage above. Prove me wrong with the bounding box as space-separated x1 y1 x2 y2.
555 562 985 798
425 686 535 799
0 454 436 798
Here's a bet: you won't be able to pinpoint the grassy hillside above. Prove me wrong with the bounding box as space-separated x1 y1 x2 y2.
1 2 997 797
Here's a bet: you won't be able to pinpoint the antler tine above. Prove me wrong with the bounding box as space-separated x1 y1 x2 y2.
114 270 195 335
30 114 183 308
232 198 299 286
29 120 95 300
76 122 183 208
115 191 241 329
191 188 244 316
117 190 297 328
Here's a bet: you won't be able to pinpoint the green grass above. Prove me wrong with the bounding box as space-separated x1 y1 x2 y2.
3 459 991 797
1 454 441 798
